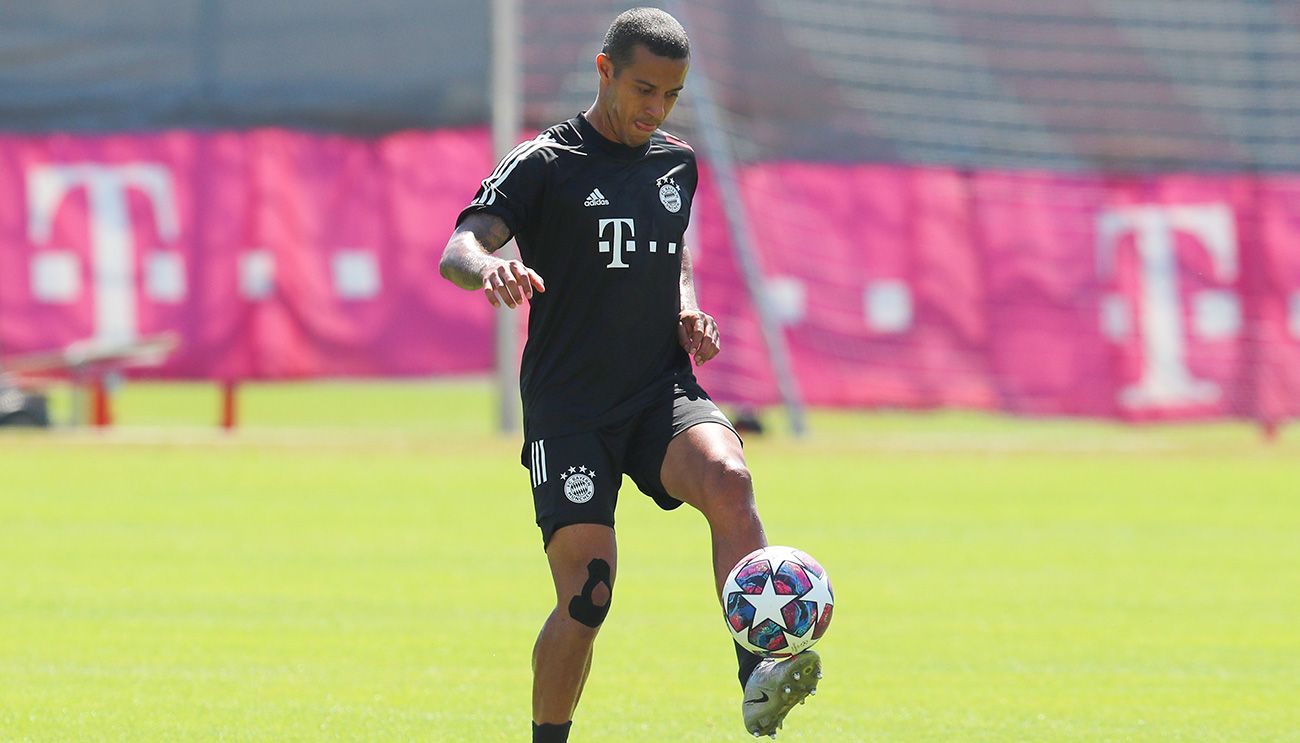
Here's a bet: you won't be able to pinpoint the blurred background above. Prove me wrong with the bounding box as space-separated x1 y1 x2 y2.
2 0 1299 432
2 4 1299 741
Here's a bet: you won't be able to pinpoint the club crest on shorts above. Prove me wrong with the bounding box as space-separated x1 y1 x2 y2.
658 179 682 213
562 465 596 503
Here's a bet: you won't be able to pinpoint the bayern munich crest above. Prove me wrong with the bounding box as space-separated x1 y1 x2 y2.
658 181 682 213
562 466 596 503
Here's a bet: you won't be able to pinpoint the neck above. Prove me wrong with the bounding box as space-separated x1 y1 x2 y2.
582 101 622 145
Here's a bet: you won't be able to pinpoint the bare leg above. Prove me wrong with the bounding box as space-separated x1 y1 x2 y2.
660 422 821 737
532 523 616 724
659 423 767 599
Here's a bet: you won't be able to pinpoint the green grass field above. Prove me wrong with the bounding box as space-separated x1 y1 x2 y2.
2 380 1298 741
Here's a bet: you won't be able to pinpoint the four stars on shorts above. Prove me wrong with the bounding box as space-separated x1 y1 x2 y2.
561 465 596 480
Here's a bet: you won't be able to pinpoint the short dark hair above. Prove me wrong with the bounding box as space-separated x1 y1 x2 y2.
601 7 690 73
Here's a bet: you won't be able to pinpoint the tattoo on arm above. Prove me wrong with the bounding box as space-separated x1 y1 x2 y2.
679 243 699 313
439 213 514 290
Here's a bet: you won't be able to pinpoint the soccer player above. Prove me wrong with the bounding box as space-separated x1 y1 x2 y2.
439 8 821 741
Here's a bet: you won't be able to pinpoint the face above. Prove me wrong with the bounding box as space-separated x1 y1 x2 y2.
596 44 688 147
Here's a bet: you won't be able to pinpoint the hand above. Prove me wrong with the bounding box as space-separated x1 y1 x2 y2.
678 310 720 365
482 259 545 309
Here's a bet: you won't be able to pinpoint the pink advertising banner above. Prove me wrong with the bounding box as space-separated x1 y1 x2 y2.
693 166 1300 422
2 129 1299 422
0 129 494 379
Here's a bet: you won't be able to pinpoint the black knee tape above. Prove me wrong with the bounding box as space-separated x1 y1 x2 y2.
568 558 612 628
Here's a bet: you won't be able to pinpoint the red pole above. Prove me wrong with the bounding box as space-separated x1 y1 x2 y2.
1261 417 1279 443
221 380 238 430
90 378 112 427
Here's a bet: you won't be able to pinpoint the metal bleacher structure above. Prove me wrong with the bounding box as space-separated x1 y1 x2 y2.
5 1 1294 168
519 0 1300 171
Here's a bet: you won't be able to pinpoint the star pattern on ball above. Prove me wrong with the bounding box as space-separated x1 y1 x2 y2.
782 629 808 649
724 572 745 598
803 567 834 618
740 571 798 631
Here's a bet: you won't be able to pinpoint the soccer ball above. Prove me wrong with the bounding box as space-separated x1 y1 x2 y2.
723 545 834 658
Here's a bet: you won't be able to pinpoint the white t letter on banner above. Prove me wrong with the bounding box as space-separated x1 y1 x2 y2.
28 164 180 345
1096 204 1238 410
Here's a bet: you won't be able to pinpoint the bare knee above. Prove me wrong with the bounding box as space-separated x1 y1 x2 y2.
708 455 753 496
546 524 617 631
701 456 756 516
561 557 615 630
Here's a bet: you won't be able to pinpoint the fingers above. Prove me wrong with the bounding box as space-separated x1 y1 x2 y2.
526 268 546 295
482 268 517 308
694 320 720 364
679 311 721 365
688 315 705 355
483 260 544 309
509 261 533 301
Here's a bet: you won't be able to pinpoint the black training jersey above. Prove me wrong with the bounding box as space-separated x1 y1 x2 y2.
457 114 698 439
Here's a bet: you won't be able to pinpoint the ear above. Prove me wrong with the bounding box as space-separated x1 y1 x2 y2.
595 52 616 85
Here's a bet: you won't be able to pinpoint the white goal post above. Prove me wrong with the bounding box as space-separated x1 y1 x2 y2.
491 0 523 434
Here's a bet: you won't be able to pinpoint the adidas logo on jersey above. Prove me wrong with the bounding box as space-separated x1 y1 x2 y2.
584 188 610 207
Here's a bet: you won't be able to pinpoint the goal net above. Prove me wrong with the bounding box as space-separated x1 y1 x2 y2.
513 0 1300 427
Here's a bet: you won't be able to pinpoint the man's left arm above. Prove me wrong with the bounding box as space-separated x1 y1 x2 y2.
677 244 720 365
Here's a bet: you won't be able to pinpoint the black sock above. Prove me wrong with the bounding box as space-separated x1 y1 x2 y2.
532 721 572 743
735 641 762 688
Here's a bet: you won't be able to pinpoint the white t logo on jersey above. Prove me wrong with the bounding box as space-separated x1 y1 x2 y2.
598 218 636 269
597 218 677 269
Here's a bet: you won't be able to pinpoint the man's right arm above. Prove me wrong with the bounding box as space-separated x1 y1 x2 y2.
440 213 545 309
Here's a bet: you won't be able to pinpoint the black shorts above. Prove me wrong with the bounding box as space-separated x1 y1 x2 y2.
520 381 741 548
